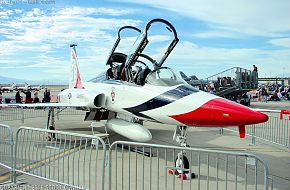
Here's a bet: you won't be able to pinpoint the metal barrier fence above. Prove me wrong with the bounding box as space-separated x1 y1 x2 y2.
0 107 85 123
108 141 269 190
0 124 14 184
222 115 290 148
13 127 106 189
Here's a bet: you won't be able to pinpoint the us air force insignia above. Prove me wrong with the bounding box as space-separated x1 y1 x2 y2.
111 87 116 104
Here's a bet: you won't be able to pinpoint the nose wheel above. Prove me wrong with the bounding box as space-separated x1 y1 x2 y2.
173 125 189 147
169 126 196 179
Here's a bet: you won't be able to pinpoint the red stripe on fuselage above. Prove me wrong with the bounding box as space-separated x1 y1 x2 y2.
169 98 268 127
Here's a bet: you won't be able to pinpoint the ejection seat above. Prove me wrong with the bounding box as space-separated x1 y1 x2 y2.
106 52 127 80
136 66 151 86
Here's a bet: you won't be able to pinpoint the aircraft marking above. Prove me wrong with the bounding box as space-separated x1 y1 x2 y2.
111 87 116 104
124 85 196 114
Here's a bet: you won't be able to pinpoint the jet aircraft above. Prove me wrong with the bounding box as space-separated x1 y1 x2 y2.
2 18 289 179
30 84 42 91
1 83 16 92
16 82 31 91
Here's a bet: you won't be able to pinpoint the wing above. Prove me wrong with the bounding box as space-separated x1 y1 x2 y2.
0 103 86 108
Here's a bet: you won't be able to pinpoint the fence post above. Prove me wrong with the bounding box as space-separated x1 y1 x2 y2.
251 124 256 145
10 133 15 184
21 108 24 124
288 127 290 149
0 124 15 184
12 126 18 184
287 119 290 149
219 128 224 135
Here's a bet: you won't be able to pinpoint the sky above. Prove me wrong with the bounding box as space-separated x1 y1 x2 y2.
0 0 290 83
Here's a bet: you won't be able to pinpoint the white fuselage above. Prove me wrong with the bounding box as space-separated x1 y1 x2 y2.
62 80 214 126
58 79 268 129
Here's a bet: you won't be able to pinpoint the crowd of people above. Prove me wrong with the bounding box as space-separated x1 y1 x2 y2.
15 88 51 104
0 88 52 104
257 84 290 102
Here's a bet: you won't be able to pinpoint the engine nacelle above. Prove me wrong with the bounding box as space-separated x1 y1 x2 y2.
58 88 106 108
106 118 152 142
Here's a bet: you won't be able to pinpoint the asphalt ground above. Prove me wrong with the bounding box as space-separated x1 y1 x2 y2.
0 91 289 190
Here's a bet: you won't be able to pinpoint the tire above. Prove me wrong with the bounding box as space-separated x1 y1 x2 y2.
175 155 189 174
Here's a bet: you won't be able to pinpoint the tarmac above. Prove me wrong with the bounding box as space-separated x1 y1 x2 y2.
0 93 290 189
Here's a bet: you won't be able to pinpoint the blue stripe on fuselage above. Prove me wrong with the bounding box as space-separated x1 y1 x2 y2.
124 85 198 114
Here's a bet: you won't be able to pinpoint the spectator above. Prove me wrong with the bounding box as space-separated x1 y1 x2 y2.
253 65 258 72
0 91 2 104
33 92 40 103
252 65 258 86
208 87 216 95
23 90 33 103
278 91 283 100
273 90 279 101
15 91 22 103
43 88 51 103
261 88 268 103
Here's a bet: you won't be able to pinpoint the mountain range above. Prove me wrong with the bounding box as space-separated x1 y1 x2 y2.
0 75 66 85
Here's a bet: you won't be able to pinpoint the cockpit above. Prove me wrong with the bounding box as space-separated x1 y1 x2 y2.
145 67 188 86
103 18 185 87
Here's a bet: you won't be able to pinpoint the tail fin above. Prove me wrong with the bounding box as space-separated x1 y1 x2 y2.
70 44 84 89
179 71 190 81
180 71 188 79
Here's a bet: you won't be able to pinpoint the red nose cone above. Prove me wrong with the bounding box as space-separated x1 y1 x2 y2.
254 111 269 124
170 98 268 127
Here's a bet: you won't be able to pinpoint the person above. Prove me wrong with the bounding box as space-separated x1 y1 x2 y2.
252 65 258 87
43 88 51 103
273 90 279 101
208 87 216 95
0 91 2 104
261 88 268 103
253 65 258 72
23 90 33 103
15 91 22 103
33 92 40 103
235 68 241 86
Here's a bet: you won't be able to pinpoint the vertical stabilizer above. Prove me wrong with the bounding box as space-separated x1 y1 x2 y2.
70 44 84 89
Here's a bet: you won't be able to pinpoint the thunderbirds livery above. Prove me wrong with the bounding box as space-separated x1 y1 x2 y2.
3 18 289 179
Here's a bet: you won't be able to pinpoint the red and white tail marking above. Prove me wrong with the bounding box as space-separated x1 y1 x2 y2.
70 45 84 89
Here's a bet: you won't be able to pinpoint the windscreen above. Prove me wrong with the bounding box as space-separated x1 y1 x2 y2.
145 67 189 87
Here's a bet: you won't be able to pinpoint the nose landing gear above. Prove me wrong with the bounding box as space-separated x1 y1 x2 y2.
169 126 196 180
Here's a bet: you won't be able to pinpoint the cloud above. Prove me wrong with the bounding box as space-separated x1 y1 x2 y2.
58 6 134 16
269 38 290 48
0 6 142 80
192 31 243 39
0 9 13 19
14 9 22 14
1 2 289 82
119 0 290 37
148 35 172 43
165 41 290 78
